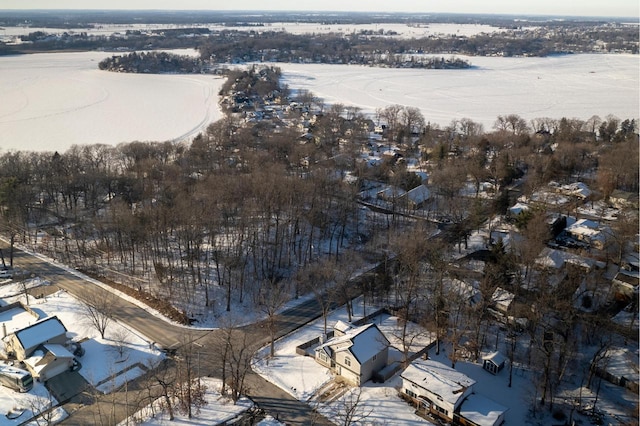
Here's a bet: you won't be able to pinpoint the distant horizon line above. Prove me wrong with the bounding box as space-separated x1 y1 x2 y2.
0 9 637 19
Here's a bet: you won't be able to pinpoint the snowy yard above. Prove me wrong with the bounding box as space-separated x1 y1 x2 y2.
0 276 164 424
253 298 639 426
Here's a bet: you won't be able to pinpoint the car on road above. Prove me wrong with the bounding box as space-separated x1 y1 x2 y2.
0 268 13 279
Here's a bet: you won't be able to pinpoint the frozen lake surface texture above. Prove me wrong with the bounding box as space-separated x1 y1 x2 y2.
0 51 638 152
280 54 639 130
0 51 224 152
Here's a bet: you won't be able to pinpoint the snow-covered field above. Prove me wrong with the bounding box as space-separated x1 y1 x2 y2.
0 51 636 153
0 51 224 152
280 53 639 131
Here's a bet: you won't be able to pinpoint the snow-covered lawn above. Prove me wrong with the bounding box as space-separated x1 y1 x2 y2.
252 300 437 425
119 377 255 426
253 297 639 426
0 277 163 424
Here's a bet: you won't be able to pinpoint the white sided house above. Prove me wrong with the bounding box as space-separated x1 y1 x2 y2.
401 359 507 426
401 359 475 422
314 322 389 386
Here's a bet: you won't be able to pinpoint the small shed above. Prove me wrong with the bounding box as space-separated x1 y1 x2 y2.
482 351 506 375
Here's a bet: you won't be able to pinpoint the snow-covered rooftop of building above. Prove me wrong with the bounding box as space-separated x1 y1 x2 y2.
459 393 508 426
14 316 67 351
318 323 388 364
491 287 514 311
406 185 431 204
482 351 506 367
509 202 530 215
536 247 605 270
401 359 476 406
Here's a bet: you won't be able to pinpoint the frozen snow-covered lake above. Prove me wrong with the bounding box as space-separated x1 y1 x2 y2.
0 51 637 153
280 53 639 130
0 51 224 152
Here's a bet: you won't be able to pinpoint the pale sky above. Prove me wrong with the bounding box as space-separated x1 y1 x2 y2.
1 0 639 18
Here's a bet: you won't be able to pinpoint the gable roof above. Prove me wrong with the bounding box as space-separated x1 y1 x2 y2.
405 184 431 204
401 359 475 406
459 393 508 426
482 351 506 367
491 287 515 311
13 316 67 351
318 323 389 364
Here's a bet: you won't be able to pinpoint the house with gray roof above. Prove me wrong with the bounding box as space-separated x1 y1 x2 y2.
315 322 389 386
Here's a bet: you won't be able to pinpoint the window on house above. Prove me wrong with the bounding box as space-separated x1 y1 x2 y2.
435 406 448 416
372 354 377 361
406 389 417 398
344 357 351 367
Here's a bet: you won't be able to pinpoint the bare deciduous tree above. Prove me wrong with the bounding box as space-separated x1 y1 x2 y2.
82 290 116 339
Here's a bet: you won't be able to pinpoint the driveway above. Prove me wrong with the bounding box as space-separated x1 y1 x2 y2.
9 245 336 425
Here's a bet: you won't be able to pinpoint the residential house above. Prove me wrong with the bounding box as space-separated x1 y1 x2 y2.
23 344 75 382
404 184 431 210
400 359 475 422
3 316 68 361
490 287 515 316
401 359 507 426
315 322 389 386
565 218 610 250
557 181 592 199
609 190 639 210
612 271 639 300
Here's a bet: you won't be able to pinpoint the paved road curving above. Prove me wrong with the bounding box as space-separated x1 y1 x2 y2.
9 246 335 425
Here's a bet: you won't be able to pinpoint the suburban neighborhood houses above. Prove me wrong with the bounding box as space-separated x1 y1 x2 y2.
0 7 638 426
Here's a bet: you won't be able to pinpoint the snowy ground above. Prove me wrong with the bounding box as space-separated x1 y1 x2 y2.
1 52 637 153
279 53 639 131
118 377 259 426
0 276 164 425
252 299 434 425
253 297 638 426
0 51 224 152
0 23 501 41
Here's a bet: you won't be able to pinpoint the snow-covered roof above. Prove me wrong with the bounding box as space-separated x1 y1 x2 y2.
536 247 605 270
406 185 430 204
333 320 352 334
377 186 406 199
13 316 67 351
560 182 592 199
401 359 475 406
43 344 74 359
599 347 639 383
482 351 506 367
459 393 508 426
509 202 530 216
491 287 515 311
446 279 480 305
318 323 388 364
